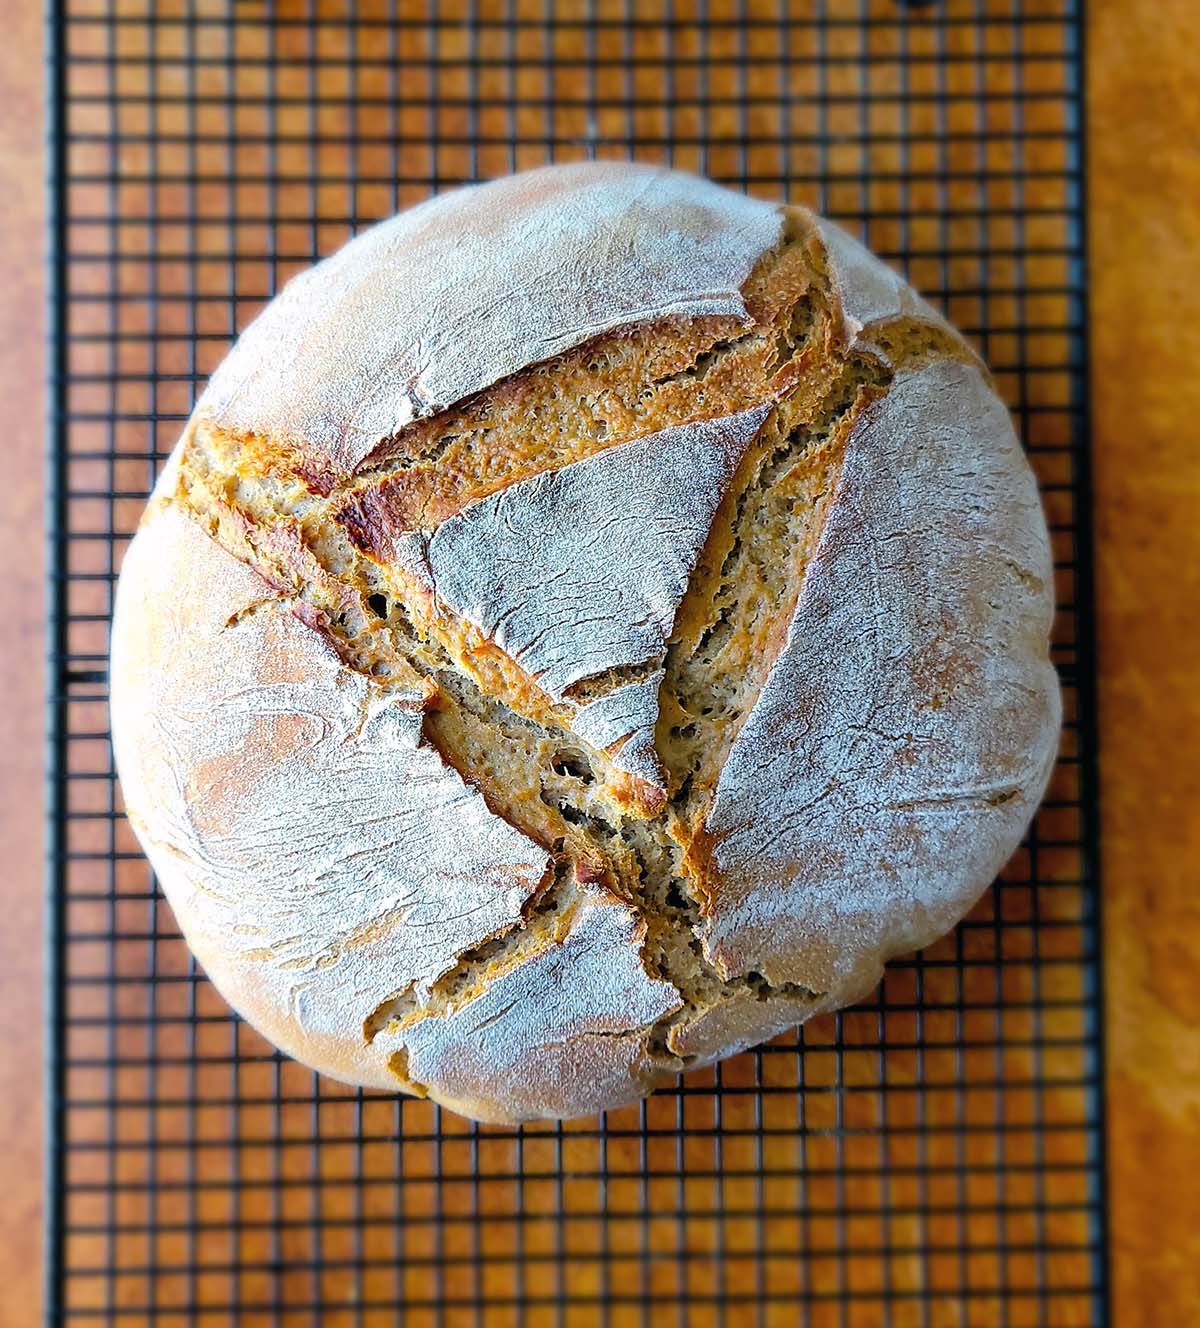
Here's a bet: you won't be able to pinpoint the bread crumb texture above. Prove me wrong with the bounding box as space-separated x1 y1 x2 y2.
110 163 1060 1122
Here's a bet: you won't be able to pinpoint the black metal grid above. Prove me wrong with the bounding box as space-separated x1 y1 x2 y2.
46 1 1103 1324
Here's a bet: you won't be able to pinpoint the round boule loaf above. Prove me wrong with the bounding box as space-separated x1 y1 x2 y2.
110 161 1060 1123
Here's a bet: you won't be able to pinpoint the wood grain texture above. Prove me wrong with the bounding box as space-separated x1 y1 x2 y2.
0 4 44 1327
3 2 1197 1322
1089 1 1200 1322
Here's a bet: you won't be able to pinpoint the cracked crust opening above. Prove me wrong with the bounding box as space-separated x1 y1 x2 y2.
110 163 1059 1123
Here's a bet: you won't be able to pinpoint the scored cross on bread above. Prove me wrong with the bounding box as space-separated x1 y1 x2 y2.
111 163 1058 1123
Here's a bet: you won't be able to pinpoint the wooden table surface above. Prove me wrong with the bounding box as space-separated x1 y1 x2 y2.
2 2 1197 1323
1088 0 1200 1316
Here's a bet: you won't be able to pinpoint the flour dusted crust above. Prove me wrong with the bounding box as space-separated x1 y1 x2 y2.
201 160 783 476
571 671 667 787
377 886 682 1122
417 404 773 789
110 507 552 1090
423 405 772 699
111 162 1060 1122
697 359 1060 1000
812 215 958 353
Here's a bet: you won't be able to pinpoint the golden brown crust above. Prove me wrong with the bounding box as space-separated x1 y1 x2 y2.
200 230 820 569
200 162 786 476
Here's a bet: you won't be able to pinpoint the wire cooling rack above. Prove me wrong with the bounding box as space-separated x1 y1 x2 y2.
46 1 1103 1324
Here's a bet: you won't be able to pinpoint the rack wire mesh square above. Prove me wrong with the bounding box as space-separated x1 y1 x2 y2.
46 1 1104 1324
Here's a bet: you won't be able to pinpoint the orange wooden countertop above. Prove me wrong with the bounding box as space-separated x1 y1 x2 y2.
1089 0 1200 1316
0 3 48 1325
2 3 1197 1323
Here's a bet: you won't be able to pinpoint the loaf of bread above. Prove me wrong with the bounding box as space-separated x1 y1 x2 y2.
110 162 1059 1122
